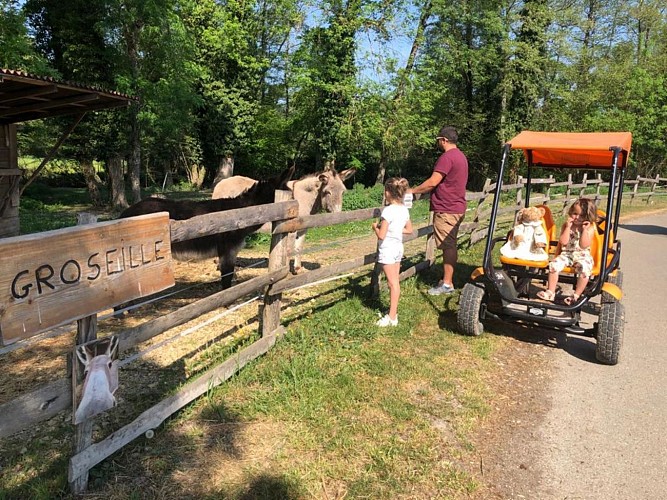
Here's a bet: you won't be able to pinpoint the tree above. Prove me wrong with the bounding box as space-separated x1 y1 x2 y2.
25 0 122 207
182 0 268 182
0 0 50 72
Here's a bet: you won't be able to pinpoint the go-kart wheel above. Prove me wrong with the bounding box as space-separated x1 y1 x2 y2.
596 299 624 365
458 283 485 336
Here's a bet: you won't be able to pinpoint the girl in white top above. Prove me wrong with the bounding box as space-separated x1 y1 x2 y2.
372 178 413 327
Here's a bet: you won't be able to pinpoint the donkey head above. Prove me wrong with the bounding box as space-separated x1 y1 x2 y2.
75 336 120 423
316 168 356 213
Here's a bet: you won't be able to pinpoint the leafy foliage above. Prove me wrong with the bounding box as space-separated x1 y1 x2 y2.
5 0 667 203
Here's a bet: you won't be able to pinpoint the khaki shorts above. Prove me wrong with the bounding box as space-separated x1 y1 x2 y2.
433 212 465 250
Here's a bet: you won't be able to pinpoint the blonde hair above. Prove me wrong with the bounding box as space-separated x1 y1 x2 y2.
384 177 409 203
570 198 597 223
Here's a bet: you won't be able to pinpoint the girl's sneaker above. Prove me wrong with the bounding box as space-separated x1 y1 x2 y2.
376 314 398 327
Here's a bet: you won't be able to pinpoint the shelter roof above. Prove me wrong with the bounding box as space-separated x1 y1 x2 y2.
0 68 135 125
507 131 633 169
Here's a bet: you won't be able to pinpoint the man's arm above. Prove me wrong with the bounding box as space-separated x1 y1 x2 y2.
409 171 443 195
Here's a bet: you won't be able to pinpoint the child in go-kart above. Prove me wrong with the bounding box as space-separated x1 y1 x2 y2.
537 198 597 305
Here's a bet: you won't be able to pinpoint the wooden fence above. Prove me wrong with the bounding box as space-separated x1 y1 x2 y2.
1 172 666 494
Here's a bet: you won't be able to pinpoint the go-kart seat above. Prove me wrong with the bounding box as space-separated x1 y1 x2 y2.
537 204 557 254
499 204 555 268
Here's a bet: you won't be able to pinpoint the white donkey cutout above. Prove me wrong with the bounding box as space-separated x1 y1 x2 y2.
74 336 119 424
213 167 356 272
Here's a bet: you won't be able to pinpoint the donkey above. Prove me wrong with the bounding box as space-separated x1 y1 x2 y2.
120 166 294 288
213 167 356 272
74 336 119 424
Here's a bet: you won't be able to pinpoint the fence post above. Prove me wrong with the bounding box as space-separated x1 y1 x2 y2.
631 175 639 205
261 190 292 337
545 175 553 203
647 174 659 204
70 213 99 495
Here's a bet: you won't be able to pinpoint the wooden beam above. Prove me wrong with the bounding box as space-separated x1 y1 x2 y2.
0 84 58 105
0 378 71 439
0 93 99 118
19 113 85 196
170 200 299 243
116 267 288 352
273 207 381 234
262 190 293 337
268 252 377 295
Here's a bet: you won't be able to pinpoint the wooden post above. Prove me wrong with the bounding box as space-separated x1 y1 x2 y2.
545 175 553 204
70 213 98 494
564 174 572 214
261 190 292 337
647 174 659 205
580 173 588 198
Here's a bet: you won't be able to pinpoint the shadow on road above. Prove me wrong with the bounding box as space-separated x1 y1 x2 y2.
469 318 604 364
619 223 667 236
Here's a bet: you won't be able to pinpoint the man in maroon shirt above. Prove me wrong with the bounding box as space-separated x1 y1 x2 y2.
409 126 468 294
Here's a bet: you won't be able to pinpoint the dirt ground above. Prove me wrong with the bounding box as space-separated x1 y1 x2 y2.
464 326 556 499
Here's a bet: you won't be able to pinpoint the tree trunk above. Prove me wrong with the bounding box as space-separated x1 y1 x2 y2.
80 159 102 207
124 16 142 204
128 114 141 204
375 153 386 186
186 163 206 188
213 155 235 185
108 156 129 211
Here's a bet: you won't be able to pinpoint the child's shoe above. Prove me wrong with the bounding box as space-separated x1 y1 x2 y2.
376 314 398 327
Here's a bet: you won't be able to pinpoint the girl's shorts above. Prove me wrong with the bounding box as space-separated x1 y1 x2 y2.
378 245 403 265
549 250 594 278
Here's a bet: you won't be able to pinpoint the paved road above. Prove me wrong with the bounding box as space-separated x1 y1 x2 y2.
537 211 667 499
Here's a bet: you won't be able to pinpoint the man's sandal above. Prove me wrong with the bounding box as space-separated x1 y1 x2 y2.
536 289 555 301
564 294 580 305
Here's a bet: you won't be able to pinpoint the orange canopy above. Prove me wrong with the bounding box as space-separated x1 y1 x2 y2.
507 131 632 169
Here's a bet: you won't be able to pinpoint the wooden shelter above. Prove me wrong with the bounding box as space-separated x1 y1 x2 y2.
0 68 134 237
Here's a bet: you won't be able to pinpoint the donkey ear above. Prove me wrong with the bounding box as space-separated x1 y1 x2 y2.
284 166 296 183
108 336 119 360
76 345 90 367
338 168 356 181
273 166 295 189
318 173 330 186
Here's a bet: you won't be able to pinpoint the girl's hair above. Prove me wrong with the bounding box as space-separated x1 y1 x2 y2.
384 177 409 203
570 198 597 223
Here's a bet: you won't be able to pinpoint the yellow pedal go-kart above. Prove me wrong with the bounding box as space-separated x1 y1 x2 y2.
457 131 631 365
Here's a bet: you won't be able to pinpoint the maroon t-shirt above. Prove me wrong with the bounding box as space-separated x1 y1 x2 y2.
430 147 468 214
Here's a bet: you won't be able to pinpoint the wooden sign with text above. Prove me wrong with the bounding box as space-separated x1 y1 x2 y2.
0 213 174 345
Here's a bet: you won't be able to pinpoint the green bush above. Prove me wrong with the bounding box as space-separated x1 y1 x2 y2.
343 183 384 210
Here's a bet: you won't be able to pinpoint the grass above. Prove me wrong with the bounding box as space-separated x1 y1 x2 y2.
3 184 666 499
0 242 492 499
